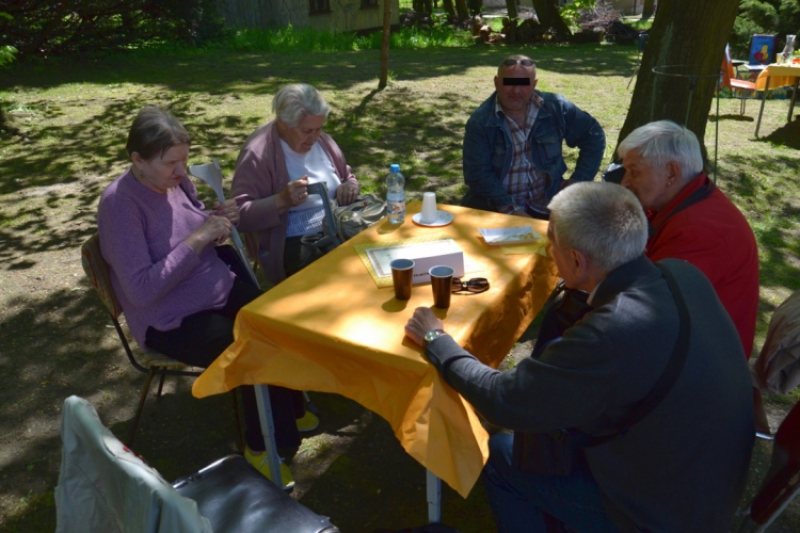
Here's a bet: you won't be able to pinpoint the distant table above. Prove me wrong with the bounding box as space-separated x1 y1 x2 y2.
193 202 558 513
755 63 800 137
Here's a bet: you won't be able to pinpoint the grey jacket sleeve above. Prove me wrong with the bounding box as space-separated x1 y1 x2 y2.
425 323 619 434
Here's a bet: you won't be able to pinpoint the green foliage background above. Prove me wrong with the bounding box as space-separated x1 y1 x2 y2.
733 0 800 56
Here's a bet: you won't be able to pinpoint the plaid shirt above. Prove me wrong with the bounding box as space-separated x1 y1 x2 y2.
496 93 551 215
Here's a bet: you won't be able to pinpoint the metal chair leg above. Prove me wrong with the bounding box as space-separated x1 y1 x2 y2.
156 373 166 397
128 369 157 446
231 390 244 453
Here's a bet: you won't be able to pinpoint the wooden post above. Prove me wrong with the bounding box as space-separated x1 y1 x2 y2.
379 0 391 89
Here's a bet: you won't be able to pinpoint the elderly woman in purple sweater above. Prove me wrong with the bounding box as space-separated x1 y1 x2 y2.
97 105 309 488
232 83 360 286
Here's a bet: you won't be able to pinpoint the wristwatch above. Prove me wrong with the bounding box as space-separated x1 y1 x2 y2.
423 328 448 347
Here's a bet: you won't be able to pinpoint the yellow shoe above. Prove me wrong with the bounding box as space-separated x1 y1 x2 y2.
296 411 320 432
244 446 295 490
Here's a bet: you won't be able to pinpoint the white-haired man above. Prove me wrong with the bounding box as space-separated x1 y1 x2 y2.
618 120 759 361
405 182 754 532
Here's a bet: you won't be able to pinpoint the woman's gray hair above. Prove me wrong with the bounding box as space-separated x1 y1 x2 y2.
548 182 647 273
617 120 703 183
126 106 190 161
272 84 330 127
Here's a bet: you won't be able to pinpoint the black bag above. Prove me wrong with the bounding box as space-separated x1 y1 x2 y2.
513 264 691 477
513 281 593 476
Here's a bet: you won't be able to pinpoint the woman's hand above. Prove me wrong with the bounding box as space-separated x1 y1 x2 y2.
404 307 445 347
336 181 360 205
277 177 309 213
213 199 240 225
184 215 232 255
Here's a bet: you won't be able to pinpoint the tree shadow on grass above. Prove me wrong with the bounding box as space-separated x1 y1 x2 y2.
0 45 640 95
761 117 800 150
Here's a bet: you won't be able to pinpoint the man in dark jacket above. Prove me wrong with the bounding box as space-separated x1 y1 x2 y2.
460 55 605 219
406 182 754 532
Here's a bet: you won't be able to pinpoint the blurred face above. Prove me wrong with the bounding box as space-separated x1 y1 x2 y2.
132 143 189 194
620 149 681 212
494 59 538 116
278 114 325 154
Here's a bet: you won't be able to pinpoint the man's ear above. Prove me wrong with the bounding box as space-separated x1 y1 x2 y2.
665 161 682 187
570 248 591 284
531 78 538 90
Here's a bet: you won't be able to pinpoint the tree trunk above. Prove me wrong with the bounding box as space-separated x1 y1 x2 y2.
379 0 391 89
455 0 469 19
531 0 572 39
615 0 739 167
504 0 518 42
642 0 656 19
505 0 518 19
442 0 456 18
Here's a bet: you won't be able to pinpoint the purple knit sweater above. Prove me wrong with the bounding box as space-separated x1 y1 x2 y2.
97 169 235 349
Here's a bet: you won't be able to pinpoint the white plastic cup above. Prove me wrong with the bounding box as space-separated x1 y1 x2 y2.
421 192 438 224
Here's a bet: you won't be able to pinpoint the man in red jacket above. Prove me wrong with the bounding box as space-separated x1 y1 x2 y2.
618 120 765 430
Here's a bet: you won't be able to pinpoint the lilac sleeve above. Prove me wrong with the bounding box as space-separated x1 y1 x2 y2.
98 191 201 309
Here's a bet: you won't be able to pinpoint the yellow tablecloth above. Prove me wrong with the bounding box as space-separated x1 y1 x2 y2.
192 202 559 497
755 63 800 90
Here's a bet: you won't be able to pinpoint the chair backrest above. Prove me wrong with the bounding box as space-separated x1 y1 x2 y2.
749 34 777 66
748 400 800 527
81 233 123 319
55 396 213 533
637 32 649 54
721 45 734 89
751 289 800 395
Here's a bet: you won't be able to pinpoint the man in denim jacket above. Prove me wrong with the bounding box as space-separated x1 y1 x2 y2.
461 55 606 219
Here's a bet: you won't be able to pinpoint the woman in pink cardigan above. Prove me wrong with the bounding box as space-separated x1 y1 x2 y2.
98 106 310 489
232 83 360 286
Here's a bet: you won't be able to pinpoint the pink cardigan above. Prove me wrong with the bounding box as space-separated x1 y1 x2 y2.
231 120 358 285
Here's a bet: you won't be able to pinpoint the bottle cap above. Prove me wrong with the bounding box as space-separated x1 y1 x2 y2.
390 163 400 173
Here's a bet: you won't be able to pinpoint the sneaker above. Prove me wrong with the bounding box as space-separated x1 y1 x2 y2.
244 446 295 490
296 410 320 432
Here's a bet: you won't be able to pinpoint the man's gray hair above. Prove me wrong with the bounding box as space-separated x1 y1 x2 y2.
548 182 647 273
617 120 704 183
272 83 330 127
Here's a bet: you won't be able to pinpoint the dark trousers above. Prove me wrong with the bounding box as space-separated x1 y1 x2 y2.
145 277 304 450
482 433 616 533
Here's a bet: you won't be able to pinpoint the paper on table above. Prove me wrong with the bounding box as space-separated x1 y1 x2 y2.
479 226 541 245
366 239 462 277
355 234 483 287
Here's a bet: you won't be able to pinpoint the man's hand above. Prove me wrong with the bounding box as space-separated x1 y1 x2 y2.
404 307 445 347
336 181 359 205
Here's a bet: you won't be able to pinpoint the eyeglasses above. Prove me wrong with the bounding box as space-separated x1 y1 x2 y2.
502 58 534 67
451 277 490 294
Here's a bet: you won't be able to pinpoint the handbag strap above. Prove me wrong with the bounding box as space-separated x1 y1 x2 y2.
583 262 691 447
648 179 714 239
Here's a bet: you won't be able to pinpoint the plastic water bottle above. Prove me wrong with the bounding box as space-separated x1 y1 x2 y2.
386 163 406 225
